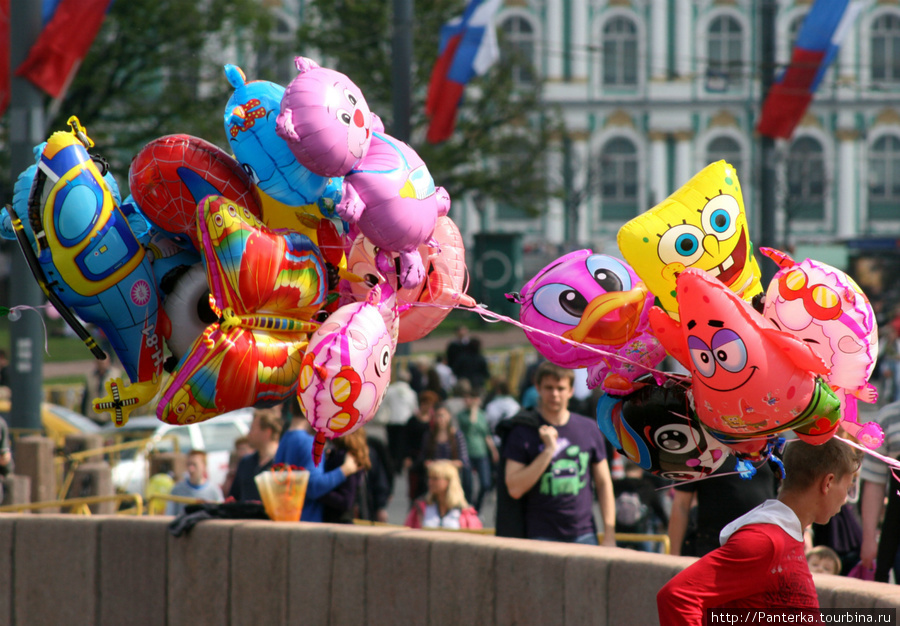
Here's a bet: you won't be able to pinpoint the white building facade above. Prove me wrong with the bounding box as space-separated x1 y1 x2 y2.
465 0 900 260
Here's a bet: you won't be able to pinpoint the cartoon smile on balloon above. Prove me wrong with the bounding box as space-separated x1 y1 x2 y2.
649 268 842 458
618 160 763 320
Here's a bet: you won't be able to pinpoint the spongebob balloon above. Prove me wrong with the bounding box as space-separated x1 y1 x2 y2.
760 247 882 449
618 160 763 320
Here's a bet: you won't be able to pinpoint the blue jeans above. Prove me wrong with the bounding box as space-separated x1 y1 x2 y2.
471 456 493 512
533 532 599 546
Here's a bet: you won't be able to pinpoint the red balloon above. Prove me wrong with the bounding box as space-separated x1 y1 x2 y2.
129 134 262 246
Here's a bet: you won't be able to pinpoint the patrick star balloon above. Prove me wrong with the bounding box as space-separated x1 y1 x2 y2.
298 285 398 465
649 268 842 459
760 248 882 448
511 250 665 395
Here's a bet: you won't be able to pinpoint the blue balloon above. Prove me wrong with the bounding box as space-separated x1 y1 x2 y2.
223 64 333 207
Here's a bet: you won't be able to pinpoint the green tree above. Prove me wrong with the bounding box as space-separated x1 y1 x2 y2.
297 0 561 217
42 0 275 180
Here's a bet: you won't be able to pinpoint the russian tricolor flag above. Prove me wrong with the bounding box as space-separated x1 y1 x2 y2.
757 0 861 139
1 0 112 116
425 0 502 144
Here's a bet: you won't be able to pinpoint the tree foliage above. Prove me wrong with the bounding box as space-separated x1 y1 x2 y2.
297 0 561 216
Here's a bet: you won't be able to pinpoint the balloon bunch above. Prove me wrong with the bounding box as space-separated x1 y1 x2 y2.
507 160 883 480
2 58 473 463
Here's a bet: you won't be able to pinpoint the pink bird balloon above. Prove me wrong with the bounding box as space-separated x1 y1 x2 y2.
649 268 842 460
512 250 665 395
297 285 398 465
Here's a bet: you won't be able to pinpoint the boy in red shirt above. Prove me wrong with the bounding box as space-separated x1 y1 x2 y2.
657 438 860 625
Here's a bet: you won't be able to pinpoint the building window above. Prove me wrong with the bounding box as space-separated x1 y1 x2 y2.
707 15 743 87
602 16 638 87
872 13 900 85
501 15 535 86
706 136 743 179
869 135 900 220
786 137 826 222
600 138 638 221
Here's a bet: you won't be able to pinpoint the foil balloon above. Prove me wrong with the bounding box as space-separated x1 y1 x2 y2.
596 376 730 480
298 285 398 465
761 247 883 448
649 268 842 459
276 56 375 178
129 134 262 247
618 160 763 320
8 118 164 424
276 57 449 288
346 215 475 343
223 64 332 207
511 250 666 395
158 196 327 425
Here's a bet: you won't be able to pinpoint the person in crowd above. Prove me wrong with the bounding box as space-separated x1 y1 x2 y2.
363 434 394 523
320 428 371 523
502 362 616 546
228 408 282 502
165 450 224 516
222 436 252 497
810 499 863 576
657 438 861 624
0 414 12 504
806 545 842 575
668 459 779 557
404 390 439 503
613 460 669 552
456 389 498 513
432 354 457 396
419 403 471 500
484 378 521 438
423 363 448 400
373 366 418 474
404 459 482 530
446 324 471 377
274 411 359 522
860 399 900 582
451 337 490 391
81 357 123 425
443 378 470 418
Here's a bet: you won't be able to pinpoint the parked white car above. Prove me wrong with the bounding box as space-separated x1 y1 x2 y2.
102 409 253 495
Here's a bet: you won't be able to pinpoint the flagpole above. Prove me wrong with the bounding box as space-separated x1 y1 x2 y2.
8 0 45 432
758 0 778 285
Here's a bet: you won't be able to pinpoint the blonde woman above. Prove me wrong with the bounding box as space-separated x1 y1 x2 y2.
404 460 482 530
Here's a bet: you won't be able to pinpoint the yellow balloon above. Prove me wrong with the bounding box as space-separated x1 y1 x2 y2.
617 160 762 320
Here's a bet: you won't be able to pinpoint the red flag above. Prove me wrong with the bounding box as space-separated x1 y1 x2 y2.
0 0 9 115
14 0 111 99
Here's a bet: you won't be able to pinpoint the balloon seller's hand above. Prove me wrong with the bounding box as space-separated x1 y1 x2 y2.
538 425 558 455
340 453 359 477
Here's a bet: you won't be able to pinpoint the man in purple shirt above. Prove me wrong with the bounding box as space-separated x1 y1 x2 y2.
504 362 617 545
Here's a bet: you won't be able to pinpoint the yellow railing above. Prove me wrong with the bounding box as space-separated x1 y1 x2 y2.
55 434 182 499
0 493 143 516
351 520 670 553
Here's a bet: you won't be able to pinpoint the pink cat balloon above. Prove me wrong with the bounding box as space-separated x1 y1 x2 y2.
276 57 451 289
276 57 375 178
346 215 476 343
761 248 883 448
511 250 665 395
297 285 398 465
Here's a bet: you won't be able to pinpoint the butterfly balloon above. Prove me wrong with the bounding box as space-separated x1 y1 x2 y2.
158 196 327 425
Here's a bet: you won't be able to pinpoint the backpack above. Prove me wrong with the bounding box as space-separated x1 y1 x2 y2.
494 409 543 538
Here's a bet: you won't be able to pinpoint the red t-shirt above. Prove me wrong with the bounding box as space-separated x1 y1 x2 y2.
657 524 820 626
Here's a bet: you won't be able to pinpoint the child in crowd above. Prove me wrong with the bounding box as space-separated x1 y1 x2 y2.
806 545 842 575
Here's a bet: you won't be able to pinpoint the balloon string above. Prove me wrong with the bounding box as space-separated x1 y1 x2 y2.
834 435 900 481
7 305 51 354
405 298 680 381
